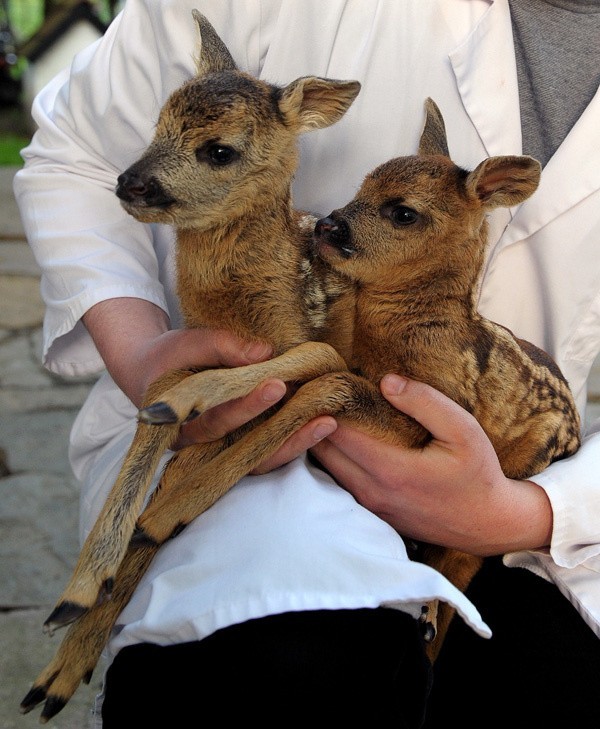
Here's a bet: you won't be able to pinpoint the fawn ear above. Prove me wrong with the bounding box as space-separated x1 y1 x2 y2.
192 9 238 75
466 156 541 209
278 77 361 132
419 98 450 157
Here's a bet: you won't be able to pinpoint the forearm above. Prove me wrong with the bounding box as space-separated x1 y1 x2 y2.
83 298 171 407
377 475 554 557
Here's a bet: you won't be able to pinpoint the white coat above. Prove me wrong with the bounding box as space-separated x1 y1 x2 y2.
13 0 600 662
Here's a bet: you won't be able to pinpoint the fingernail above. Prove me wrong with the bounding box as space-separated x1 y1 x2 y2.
244 341 273 362
262 381 286 403
381 373 407 395
313 422 337 441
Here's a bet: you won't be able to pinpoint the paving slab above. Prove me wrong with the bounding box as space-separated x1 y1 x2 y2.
0 608 103 729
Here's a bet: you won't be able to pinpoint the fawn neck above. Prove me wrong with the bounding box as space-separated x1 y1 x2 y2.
175 200 321 353
351 253 484 382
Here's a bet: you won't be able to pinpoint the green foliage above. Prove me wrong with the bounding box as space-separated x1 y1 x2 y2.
0 134 28 165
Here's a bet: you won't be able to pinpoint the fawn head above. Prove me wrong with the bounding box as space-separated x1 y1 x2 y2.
314 99 541 290
116 10 360 231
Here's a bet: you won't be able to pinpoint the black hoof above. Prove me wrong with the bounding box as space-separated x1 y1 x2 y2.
40 695 67 722
43 601 88 633
138 402 179 424
20 685 47 714
129 525 159 548
100 577 115 601
421 621 437 643
183 408 201 423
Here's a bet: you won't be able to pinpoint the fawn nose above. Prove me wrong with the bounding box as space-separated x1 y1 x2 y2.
116 170 174 207
314 215 354 257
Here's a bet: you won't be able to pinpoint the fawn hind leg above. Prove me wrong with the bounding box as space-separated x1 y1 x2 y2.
21 542 159 723
421 546 483 662
21 435 234 722
44 369 195 633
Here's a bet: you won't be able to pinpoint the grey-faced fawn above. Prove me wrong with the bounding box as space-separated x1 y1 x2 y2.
21 11 359 721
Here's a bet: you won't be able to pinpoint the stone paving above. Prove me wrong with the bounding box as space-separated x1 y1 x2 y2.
0 165 101 728
1 162 600 729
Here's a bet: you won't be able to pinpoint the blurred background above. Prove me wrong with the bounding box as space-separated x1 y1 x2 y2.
0 0 122 149
0 4 122 727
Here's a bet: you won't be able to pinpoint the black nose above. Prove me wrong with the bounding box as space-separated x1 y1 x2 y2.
314 215 353 256
115 170 174 207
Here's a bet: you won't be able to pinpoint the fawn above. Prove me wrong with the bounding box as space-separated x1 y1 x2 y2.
39 11 359 637
22 12 360 721
21 18 581 724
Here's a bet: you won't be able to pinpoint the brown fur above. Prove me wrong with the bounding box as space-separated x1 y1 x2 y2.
39 12 358 630
22 15 581 722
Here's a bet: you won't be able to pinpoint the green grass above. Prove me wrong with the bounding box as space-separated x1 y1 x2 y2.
0 135 29 165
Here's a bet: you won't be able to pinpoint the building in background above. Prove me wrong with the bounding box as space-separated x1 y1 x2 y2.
18 1 109 129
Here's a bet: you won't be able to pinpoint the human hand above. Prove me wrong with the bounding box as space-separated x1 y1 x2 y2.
303 374 552 555
83 297 292 449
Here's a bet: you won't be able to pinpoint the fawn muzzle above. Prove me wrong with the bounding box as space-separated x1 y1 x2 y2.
116 169 175 209
314 215 355 258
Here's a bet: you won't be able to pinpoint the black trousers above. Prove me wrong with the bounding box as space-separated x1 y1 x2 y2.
424 556 600 729
102 558 600 728
102 607 432 727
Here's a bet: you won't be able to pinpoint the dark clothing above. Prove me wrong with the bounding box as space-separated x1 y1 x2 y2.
102 607 432 727
424 557 600 729
103 558 600 728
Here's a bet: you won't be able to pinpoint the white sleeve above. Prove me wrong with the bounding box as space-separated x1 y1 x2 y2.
13 0 281 377
530 423 600 568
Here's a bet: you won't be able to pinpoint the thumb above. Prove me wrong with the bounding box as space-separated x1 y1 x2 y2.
173 328 273 369
380 373 475 445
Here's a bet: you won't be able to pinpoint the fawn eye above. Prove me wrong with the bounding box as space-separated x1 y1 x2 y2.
381 202 419 227
196 142 239 167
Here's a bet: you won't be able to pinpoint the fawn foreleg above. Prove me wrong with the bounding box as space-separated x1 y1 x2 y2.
45 343 346 632
134 370 429 545
138 341 348 426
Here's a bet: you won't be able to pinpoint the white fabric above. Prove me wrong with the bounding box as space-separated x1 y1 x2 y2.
13 0 600 661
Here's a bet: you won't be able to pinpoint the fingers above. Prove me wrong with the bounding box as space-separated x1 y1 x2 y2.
250 416 338 474
310 425 376 489
174 378 288 448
